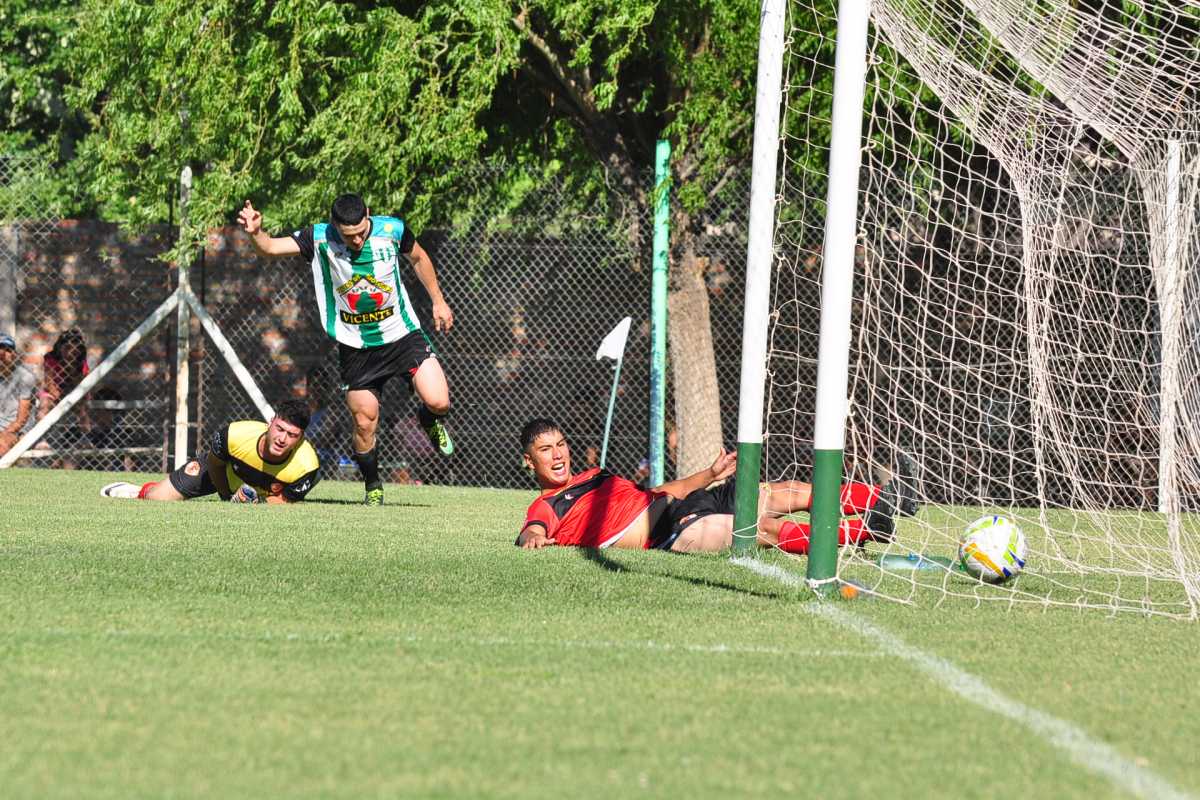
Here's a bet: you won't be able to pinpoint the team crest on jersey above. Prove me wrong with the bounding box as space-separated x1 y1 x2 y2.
336 274 395 324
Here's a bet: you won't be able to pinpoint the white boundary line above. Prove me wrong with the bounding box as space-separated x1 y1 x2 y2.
732 557 1196 800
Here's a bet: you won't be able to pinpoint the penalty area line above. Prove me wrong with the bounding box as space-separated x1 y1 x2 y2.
731 556 1196 800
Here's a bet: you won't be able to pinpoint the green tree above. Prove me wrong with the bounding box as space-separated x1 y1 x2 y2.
0 0 86 216
68 0 798 470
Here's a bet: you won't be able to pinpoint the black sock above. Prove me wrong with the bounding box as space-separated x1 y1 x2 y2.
353 447 381 490
417 405 445 429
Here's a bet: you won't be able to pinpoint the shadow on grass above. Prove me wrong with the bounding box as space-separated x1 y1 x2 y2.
303 498 434 508
579 547 799 600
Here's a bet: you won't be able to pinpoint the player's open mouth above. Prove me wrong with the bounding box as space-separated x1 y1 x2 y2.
550 462 566 478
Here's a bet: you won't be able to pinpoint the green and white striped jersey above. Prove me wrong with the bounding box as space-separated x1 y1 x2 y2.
291 216 423 349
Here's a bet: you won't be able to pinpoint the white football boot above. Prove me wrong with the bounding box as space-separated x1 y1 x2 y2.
100 481 141 499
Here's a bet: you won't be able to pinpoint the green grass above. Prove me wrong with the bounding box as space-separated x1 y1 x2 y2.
1 468 1198 799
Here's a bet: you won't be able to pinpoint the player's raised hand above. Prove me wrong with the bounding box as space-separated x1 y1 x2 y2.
237 200 262 235
431 300 454 333
709 447 737 482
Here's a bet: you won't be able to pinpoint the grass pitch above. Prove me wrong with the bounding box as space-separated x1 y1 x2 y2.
1 468 1198 799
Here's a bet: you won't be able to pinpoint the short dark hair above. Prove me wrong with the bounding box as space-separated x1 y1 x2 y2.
275 399 311 431
520 418 563 452
330 193 367 226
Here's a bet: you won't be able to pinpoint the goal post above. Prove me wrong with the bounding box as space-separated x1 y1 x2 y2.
751 0 1200 615
732 0 788 555
805 0 872 590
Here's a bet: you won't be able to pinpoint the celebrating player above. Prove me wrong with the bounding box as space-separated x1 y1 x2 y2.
516 418 918 553
238 193 454 506
101 400 320 504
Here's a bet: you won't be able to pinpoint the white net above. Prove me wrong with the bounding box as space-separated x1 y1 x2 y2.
768 1 1200 616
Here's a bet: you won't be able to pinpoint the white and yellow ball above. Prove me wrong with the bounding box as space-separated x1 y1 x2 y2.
959 515 1027 583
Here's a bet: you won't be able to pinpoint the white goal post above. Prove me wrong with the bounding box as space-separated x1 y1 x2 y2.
749 0 1200 616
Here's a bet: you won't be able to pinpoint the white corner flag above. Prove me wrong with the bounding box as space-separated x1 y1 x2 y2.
597 316 633 468
596 316 632 362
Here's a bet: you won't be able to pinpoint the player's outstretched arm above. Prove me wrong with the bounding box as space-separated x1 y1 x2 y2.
652 448 737 500
407 241 454 332
237 201 300 258
516 523 556 549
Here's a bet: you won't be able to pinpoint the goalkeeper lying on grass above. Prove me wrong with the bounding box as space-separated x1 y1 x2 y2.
516 418 917 553
100 400 320 505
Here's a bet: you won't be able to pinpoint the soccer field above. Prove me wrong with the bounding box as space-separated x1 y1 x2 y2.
1 468 1198 799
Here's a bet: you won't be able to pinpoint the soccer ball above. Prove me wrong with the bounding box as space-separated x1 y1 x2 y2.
959 515 1027 583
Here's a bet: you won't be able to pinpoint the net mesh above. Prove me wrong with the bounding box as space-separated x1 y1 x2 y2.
768 0 1200 616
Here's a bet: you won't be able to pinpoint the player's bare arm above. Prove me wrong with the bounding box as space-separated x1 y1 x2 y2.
517 523 556 549
207 452 234 499
237 201 300 258
653 448 738 500
4 397 30 434
407 241 454 332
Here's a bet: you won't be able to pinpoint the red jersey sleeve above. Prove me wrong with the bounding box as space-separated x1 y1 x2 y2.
522 496 559 539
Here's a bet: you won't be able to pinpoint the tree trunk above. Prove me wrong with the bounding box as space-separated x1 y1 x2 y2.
668 237 723 479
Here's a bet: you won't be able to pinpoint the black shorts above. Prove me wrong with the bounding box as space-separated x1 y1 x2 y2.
338 330 436 399
167 459 217 499
647 478 738 550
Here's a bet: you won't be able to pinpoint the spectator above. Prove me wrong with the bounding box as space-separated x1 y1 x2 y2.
38 328 91 425
0 334 37 456
37 328 92 466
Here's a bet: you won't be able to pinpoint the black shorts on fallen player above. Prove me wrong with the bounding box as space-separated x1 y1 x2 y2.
338 330 436 399
646 479 739 550
167 459 218 499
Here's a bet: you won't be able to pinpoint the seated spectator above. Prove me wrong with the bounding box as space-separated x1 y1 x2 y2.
37 329 92 463
0 334 37 456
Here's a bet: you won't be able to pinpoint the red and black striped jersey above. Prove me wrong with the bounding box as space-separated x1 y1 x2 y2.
523 467 664 547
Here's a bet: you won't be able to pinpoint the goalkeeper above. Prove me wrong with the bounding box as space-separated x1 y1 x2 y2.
100 400 320 504
516 418 917 552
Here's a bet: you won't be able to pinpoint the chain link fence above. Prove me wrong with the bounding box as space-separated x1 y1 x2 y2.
3 152 1156 507
1 158 765 490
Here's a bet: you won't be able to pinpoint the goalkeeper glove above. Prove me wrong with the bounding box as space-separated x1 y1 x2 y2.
230 485 259 504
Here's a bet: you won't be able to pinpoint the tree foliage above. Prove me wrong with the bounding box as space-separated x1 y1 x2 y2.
0 0 87 216
62 0 767 246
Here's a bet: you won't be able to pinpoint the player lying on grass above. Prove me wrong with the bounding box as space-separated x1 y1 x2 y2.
100 400 320 504
516 418 917 553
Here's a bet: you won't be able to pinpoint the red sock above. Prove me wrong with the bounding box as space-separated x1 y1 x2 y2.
777 521 812 553
840 482 879 515
137 481 157 500
777 519 870 554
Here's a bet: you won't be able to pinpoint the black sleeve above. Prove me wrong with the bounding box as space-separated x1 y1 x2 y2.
290 225 316 262
209 424 230 461
282 469 320 502
398 227 415 255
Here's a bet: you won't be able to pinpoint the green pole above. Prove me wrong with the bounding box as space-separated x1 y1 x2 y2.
732 0 786 555
806 0 872 591
650 140 670 486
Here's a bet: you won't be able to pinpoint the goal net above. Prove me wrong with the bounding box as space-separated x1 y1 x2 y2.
767 0 1200 616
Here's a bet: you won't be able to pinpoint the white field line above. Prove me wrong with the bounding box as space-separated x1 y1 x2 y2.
32 627 882 660
732 557 1196 800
